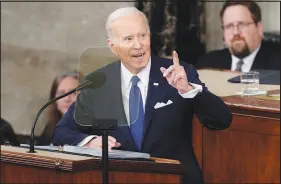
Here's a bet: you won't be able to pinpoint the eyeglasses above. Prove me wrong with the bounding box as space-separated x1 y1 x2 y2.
222 21 255 32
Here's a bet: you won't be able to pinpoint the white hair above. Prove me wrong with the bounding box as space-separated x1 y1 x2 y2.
105 7 150 39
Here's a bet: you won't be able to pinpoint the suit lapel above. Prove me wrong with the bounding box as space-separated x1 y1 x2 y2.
142 56 167 145
224 50 232 69
251 42 266 69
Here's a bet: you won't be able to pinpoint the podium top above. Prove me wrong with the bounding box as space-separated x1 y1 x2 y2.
1 145 186 174
222 90 280 118
197 69 280 117
197 69 280 97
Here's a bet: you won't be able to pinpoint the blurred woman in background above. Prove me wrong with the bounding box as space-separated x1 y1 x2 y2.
37 71 83 145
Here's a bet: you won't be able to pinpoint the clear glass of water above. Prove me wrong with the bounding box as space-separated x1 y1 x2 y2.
240 71 260 95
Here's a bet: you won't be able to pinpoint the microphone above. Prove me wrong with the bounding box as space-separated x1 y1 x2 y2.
28 71 106 153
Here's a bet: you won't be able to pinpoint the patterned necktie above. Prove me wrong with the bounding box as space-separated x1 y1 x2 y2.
235 60 244 72
129 76 144 150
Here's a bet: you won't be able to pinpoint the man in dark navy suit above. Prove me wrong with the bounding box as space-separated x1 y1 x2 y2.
196 0 280 72
53 7 232 184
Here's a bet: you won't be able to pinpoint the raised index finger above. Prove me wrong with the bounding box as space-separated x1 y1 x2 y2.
172 50 180 67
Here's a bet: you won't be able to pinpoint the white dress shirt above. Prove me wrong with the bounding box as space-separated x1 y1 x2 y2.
121 57 150 125
231 45 261 72
78 56 202 146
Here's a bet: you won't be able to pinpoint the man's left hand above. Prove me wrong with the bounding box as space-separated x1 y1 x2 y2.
160 51 194 94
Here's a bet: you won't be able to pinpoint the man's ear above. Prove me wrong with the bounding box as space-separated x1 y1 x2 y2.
107 39 118 55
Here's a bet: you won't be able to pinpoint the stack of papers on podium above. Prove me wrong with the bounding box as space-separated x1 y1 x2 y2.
63 145 150 159
21 144 150 159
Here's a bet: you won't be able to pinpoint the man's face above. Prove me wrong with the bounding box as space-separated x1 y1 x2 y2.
108 12 151 74
222 5 263 58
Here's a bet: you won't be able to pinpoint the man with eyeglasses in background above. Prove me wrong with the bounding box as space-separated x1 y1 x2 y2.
196 0 280 72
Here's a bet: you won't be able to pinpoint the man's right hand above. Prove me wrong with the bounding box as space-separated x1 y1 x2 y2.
84 136 121 151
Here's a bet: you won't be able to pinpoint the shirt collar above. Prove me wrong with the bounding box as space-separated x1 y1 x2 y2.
121 56 151 89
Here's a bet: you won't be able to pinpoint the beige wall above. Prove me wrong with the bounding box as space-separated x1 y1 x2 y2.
204 1 280 51
1 2 133 136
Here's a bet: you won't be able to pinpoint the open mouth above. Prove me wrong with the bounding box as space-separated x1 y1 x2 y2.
132 53 144 60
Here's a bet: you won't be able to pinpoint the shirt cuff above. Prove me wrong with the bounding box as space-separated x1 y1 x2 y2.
77 135 97 146
178 83 203 98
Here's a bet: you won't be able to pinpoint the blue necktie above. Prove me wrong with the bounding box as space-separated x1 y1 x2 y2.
129 76 144 150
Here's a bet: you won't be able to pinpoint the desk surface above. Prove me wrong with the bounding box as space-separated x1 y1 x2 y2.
198 69 280 97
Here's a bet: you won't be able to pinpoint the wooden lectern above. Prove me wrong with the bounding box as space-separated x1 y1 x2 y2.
1 145 186 183
193 69 280 183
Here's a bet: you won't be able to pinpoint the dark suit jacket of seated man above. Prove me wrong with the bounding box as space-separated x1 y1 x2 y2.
52 7 232 184
196 40 280 71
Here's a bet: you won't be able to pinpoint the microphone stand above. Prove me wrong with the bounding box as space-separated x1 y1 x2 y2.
28 80 92 153
92 119 117 184
102 130 109 184
27 70 113 184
